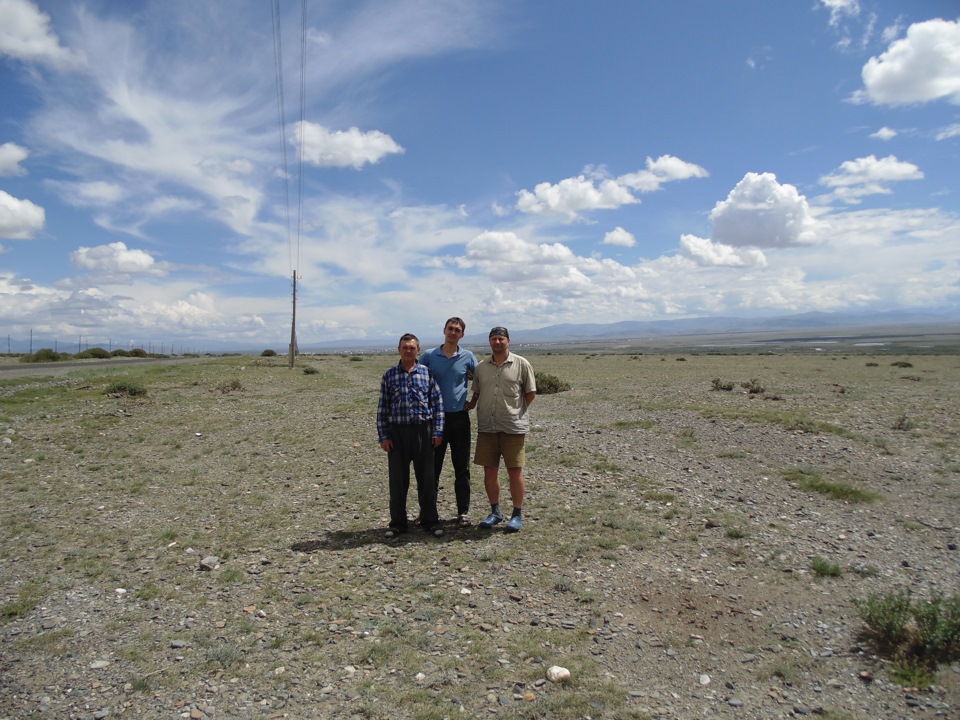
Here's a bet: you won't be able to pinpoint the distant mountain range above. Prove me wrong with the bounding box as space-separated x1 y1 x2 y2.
301 309 958 353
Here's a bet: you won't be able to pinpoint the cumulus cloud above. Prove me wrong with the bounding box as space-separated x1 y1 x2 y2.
870 126 897 140
855 18 960 106
516 155 707 221
71 241 159 274
295 122 405 169
818 154 923 204
710 172 820 248
679 234 767 268
0 142 29 175
0 0 83 68
0 189 45 239
603 227 636 247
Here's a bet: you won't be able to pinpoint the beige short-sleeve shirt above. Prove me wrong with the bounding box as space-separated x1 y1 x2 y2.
472 352 536 434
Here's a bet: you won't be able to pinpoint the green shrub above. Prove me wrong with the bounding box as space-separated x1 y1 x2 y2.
535 371 570 395
75 347 111 359
891 360 913 368
349 356 363 362
892 414 916 431
111 349 131 357
261 349 277 357
855 589 960 671
105 381 147 397
217 379 244 393
129 348 148 358
303 366 319 375
19 348 70 363
810 556 843 577
740 378 765 394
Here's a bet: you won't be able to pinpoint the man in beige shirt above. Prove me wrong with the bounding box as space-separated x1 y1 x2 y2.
467 326 536 533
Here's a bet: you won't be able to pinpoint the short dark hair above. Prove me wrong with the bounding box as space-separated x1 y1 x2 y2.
398 333 420 349
444 317 465 332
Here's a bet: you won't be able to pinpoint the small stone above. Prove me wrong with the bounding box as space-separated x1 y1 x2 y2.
89 660 110 670
546 665 571 683
199 556 219 571
727 697 744 707
699 673 711 685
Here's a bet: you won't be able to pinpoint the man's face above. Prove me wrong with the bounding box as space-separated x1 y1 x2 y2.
444 322 464 343
399 339 420 363
488 334 509 354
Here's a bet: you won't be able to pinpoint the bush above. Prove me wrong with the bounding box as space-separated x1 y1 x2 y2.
810 556 843 577
855 589 960 669
75 347 111 359
111 349 131 357
534 371 570 395
891 360 913 368
19 348 70 363
105 381 147 397
261 349 278 357
303 366 319 375
129 348 148 358
711 378 735 391
217 379 244 393
740 378 765 394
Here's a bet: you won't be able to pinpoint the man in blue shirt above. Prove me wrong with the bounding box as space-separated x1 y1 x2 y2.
419 317 479 527
377 333 445 538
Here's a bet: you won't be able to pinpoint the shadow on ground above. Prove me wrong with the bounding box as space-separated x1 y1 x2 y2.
290 523 489 552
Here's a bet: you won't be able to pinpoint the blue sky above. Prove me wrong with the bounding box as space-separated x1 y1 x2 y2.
1 0 958 351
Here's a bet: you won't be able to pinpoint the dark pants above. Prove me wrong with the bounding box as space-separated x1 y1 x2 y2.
387 423 439 530
434 410 472 515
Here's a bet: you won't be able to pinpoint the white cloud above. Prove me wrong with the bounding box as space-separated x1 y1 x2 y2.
0 189 45 239
818 154 923 203
0 142 29 175
935 124 960 141
855 18 960 106
870 126 897 140
603 227 636 247
0 0 82 68
71 241 158 274
295 122 404 169
516 175 637 220
516 155 707 221
710 172 820 248
48 180 127 207
618 155 709 192
679 234 767 268
820 0 859 28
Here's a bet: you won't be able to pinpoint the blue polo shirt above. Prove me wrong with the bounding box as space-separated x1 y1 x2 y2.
419 345 478 412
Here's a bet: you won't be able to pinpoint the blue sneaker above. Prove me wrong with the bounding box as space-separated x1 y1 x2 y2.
505 515 522 533
478 512 504 528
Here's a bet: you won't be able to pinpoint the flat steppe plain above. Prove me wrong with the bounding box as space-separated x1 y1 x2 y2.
1 349 958 719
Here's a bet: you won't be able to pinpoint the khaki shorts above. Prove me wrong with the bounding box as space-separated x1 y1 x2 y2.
474 432 526 468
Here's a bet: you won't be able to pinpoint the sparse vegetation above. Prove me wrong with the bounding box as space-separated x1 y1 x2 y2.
783 466 878 503
811 555 843 577
711 378 735 391
105 381 147 397
855 589 960 679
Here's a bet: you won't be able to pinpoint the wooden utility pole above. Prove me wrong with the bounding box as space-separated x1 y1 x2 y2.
288 271 298 369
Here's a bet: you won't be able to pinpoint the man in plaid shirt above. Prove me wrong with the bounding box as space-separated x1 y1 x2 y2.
377 333 445 538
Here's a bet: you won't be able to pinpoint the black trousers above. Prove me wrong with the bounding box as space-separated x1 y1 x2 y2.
387 423 439 530
433 410 472 515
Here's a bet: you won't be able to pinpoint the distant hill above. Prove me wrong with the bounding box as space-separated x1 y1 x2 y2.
299 309 958 353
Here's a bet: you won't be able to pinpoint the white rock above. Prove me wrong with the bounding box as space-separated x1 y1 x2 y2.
546 665 571 683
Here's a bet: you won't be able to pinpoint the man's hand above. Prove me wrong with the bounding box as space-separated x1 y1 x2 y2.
432 436 443 448
380 439 393 452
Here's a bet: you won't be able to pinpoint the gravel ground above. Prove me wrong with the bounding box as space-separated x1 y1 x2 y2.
1 350 958 719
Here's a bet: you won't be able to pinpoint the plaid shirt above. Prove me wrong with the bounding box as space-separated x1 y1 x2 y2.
376 362 445 443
